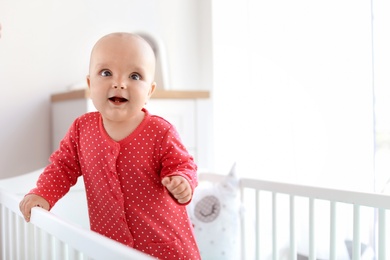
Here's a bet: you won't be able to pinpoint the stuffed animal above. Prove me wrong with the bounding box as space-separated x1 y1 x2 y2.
188 164 241 260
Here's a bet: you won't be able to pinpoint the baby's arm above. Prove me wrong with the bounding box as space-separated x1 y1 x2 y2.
162 176 192 204
19 194 50 222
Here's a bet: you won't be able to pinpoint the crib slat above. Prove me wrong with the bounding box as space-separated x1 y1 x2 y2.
378 208 386 260
34 225 41 260
240 187 246 260
0 205 5 260
9 210 15 260
1 206 7 260
12 212 20 259
53 236 67 259
25 220 35 258
6 208 13 260
289 195 297 260
49 233 55 259
68 246 80 260
15 213 24 260
353 204 361 260
255 189 260 260
309 198 316 260
272 192 278 260
329 201 337 260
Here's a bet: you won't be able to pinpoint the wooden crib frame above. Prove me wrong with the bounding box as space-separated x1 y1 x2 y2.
2 172 390 260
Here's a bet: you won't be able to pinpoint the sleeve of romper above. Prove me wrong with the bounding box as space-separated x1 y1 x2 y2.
27 119 82 209
159 125 198 204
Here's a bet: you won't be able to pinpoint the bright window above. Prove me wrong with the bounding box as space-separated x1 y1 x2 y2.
212 0 382 191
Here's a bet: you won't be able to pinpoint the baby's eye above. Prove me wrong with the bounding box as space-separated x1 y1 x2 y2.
130 73 141 80
99 70 112 77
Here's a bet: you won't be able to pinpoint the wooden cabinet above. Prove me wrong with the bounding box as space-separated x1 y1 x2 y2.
51 89 211 169
146 99 196 157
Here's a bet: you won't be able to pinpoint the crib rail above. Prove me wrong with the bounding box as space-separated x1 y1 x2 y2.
0 189 153 260
239 178 390 260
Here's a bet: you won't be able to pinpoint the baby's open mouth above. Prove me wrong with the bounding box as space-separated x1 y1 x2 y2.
109 96 128 103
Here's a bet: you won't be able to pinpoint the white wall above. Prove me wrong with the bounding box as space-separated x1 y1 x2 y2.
0 0 212 178
212 0 375 191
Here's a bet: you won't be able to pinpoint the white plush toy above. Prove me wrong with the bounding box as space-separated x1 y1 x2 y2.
187 164 241 260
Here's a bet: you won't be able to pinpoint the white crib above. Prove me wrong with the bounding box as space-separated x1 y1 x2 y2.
245 178 390 260
1 169 390 260
198 173 390 260
0 169 153 260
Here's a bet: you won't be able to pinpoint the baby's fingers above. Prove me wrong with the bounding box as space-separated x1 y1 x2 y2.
169 182 192 203
19 199 32 222
19 195 49 222
176 192 192 204
20 203 44 222
161 176 172 189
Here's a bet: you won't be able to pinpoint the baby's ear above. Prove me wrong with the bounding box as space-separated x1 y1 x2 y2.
145 82 156 105
86 75 91 89
148 82 156 96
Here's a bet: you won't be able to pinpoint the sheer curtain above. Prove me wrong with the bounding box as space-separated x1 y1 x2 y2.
212 0 375 191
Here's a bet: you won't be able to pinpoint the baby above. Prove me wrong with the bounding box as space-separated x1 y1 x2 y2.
19 32 201 259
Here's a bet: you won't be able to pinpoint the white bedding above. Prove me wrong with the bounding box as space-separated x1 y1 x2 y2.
0 168 89 229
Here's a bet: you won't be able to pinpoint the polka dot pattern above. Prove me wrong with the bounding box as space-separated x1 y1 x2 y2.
29 109 200 259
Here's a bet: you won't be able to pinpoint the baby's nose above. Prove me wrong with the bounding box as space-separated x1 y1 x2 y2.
112 84 127 90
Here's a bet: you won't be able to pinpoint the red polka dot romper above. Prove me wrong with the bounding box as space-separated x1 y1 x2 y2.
28 109 201 260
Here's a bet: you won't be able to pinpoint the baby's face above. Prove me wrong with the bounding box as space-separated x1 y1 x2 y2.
87 33 156 124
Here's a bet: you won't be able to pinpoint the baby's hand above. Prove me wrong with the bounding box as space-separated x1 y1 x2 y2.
19 194 50 222
162 176 192 204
